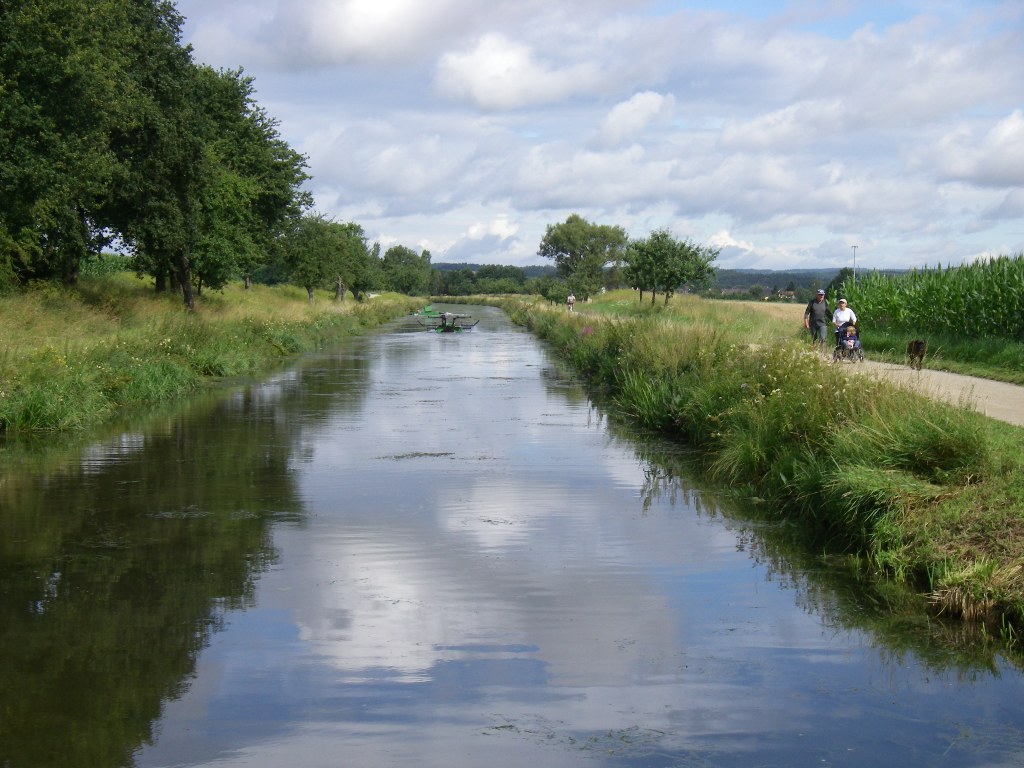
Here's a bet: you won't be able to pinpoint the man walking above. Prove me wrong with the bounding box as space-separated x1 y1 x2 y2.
803 289 830 354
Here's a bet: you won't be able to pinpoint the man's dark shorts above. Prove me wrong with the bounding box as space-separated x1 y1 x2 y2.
810 321 828 343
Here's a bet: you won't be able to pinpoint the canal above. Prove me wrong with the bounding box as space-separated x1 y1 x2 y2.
2 304 1023 767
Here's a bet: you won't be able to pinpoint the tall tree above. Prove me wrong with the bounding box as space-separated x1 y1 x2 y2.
1 0 310 309
327 221 371 302
381 245 431 296
278 213 332 302
97 0 204 307
0 0 133 286
537 214 627 300
185 66 310 294
277 214 373 303
626 229 719 304
350 241 380 301
623 237 658 303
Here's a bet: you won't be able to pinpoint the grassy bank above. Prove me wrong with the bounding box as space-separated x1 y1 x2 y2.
469 292 1024 632
0 274 420 433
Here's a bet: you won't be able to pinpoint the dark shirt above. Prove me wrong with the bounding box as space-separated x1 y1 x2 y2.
804 298 830 325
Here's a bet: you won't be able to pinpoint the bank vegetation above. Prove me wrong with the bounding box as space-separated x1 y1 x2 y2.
0 274 419 433
481 291 1024 635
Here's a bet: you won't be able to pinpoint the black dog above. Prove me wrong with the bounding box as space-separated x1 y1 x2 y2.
907 339 927 370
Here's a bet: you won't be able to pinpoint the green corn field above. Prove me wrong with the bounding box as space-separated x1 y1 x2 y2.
841 253 1024 341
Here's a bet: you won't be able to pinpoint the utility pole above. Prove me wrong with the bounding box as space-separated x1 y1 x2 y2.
851 245 858 283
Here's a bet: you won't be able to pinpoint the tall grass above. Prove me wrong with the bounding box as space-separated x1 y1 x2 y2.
496 291 1024 628
0 275 419 432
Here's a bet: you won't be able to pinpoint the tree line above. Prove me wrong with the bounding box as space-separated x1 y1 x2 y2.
432 215 719 303
534 213 718 304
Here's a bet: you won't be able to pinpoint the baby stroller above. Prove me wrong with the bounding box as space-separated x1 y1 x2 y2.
832 322 864 363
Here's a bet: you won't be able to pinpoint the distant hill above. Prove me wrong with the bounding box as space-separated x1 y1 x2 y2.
431 262 905 292
714 268 838 290
432 262 557 279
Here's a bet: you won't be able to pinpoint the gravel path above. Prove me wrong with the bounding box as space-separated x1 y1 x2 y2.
842 359 1024 427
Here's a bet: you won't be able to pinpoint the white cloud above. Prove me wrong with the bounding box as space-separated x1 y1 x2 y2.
173 0 1024 268
434 33 605 110
596 91 676 147
467 214 518 240
720 100 846 151
925 111 1024 188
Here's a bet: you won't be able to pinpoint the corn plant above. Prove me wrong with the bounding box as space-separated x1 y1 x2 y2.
841 253 1024 340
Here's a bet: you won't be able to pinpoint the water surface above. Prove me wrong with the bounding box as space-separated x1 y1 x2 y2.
2 305 1023 767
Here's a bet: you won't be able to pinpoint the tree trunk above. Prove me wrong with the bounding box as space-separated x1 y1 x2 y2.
244 274 252 290
306 286 314 304
334 277 346 302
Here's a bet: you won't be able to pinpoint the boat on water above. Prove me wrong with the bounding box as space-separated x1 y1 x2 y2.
418 311 479 333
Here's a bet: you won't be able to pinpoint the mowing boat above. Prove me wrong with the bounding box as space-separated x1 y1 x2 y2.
412 304 442 318
418 311 479 333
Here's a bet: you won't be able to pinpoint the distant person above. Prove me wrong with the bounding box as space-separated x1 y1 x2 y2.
567 293 575 312
803 289 830 353
832 298 858 346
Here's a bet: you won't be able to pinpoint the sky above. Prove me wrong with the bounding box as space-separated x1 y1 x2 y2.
172 0 1024 271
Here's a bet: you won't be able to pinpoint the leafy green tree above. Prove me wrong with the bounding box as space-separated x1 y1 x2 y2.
525 273 555 300
351 241 381 300
278 213 324 301
97 0 206 308
625 229 719 304
0 1 309 309
434 267 475 296
278 213 364 302
381 245 431 295
537 214 627 300
541 278 570 306
187 66 310 294
110 56 310 308
327 221 373 301
623 237 659 303
0 0 136 286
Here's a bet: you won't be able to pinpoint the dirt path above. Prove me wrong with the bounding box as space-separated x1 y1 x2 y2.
843 360 1024 427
